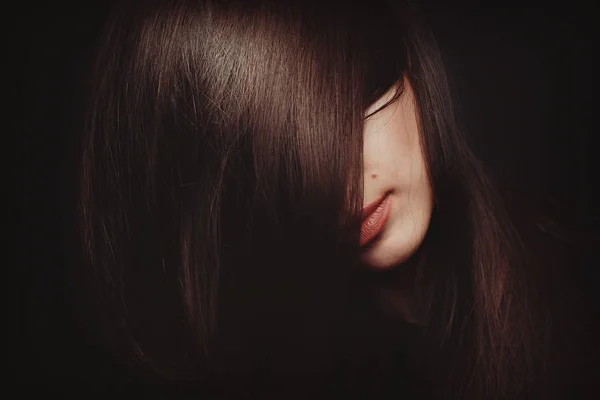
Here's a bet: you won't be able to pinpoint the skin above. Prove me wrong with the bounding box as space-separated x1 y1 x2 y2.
360 80 433 271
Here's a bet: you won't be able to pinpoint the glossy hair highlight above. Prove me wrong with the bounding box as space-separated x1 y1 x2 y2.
77 0 583 397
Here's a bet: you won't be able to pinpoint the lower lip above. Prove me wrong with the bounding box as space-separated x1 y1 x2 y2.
360 195 392 247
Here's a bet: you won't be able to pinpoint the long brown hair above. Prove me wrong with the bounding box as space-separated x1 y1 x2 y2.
77 0 591 396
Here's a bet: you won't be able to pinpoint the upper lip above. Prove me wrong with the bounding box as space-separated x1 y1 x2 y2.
361 193 390 221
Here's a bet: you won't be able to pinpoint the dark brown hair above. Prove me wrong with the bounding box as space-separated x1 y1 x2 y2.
77 0 591 396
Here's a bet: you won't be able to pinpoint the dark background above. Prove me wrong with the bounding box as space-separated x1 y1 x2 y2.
18 0 598 384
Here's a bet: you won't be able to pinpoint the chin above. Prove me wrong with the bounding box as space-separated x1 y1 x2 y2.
360 239 421 269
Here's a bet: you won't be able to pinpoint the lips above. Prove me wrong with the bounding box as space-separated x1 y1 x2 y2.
360 193 392 247
362 194 389 220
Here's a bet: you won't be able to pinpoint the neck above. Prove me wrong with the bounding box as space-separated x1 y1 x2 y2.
366 246 429 326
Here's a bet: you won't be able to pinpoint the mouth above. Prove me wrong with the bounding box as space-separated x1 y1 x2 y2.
360 192 392 247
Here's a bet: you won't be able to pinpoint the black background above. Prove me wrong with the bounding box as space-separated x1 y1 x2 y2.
18 0 598 385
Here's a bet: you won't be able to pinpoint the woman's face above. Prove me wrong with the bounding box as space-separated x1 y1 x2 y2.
360 81 433 269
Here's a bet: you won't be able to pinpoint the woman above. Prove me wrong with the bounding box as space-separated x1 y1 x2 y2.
76 0 595 397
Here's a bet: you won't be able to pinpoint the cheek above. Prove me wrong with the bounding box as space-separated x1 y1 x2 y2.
364 118 420 173
362 136 382 171
366 135 425 190
360 138 433 269
363 130 401 176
